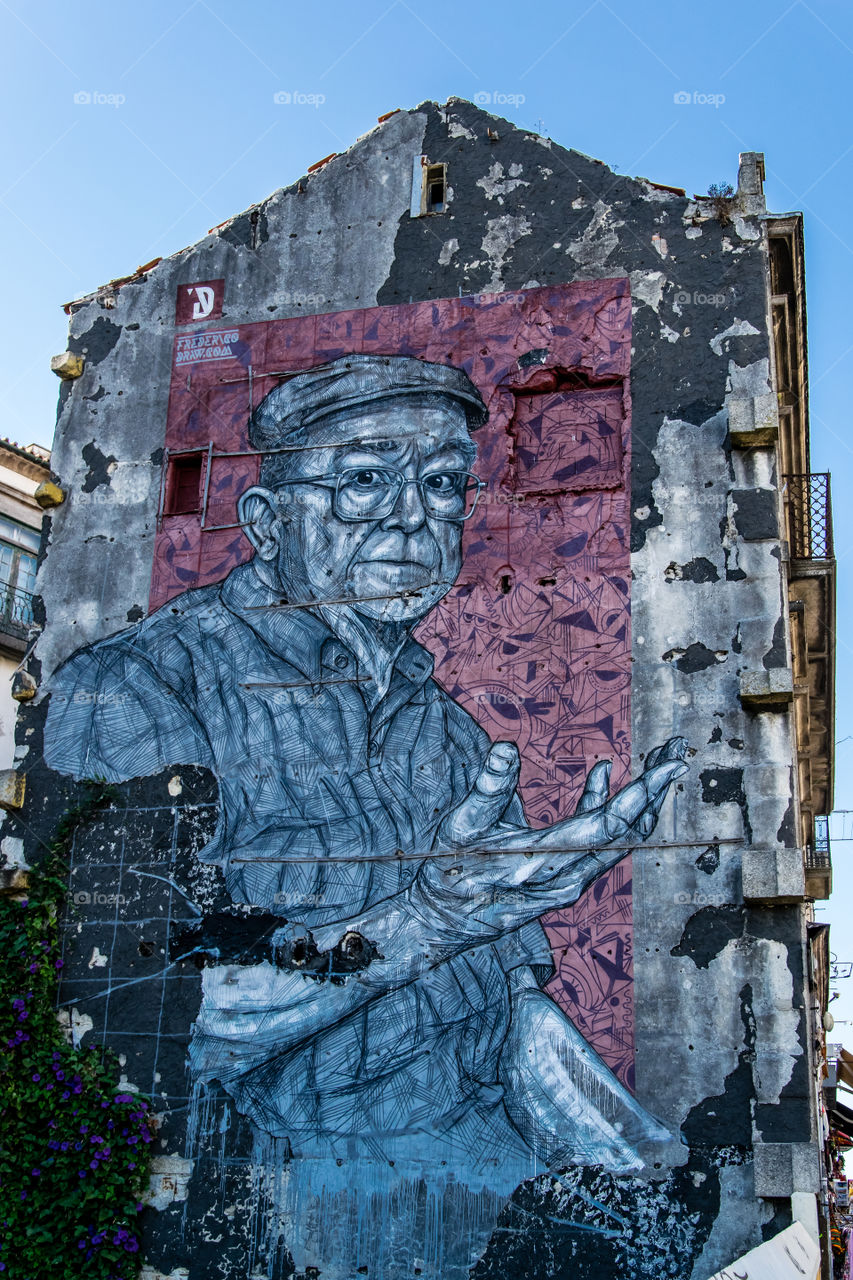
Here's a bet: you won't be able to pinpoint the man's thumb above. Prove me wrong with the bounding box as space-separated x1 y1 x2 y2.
438 741 520 846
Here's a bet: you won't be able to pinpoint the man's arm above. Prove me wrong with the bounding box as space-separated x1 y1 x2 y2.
45 632 212 781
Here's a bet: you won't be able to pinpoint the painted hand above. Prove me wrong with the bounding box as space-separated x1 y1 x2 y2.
439 736 689 852
424 737 689 930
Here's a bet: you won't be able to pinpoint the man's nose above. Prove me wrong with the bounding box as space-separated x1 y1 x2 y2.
381 478 427 533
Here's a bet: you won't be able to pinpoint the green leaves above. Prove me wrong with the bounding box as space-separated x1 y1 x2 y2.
0 782 152 1279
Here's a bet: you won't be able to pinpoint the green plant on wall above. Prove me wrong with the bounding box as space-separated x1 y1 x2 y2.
0 783 153 1278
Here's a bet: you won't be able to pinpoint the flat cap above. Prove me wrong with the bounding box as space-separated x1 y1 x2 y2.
250 353 488 450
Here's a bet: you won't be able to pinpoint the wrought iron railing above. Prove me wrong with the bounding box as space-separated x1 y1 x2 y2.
784 473 834 560
806 815 832 871
0 581 34 634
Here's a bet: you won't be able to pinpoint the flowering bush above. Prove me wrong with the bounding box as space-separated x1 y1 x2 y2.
0 784 152 1278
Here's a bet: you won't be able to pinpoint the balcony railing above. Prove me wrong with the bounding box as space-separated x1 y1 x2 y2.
806 815 832 871
784 472 834 560
0 581 34 635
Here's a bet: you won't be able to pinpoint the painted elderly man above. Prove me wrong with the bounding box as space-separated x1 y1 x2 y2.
46 355 686 1263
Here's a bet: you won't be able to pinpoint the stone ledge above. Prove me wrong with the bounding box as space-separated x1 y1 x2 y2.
739 669 794 710
728 393 778 447
753 1142 820 1197
0 770 25 811
742 847 805 903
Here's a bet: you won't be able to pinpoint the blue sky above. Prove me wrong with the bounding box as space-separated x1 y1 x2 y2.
3 0 853 1022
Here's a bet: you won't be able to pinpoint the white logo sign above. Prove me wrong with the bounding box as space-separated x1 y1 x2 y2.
188 285 215 320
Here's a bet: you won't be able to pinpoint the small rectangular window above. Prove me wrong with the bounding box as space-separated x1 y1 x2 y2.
166 454 204 515
410 156 448 217
425 164 446 213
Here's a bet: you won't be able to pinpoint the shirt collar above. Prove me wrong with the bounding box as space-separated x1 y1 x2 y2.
220 560 435 692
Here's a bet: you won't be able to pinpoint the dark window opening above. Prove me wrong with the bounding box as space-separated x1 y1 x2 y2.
166 454 204 515
425 164 446 214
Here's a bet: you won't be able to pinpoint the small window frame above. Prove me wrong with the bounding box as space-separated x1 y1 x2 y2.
410 156 448 217
165 452 205 516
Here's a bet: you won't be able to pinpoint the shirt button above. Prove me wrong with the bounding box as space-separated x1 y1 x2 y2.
334 653 349 669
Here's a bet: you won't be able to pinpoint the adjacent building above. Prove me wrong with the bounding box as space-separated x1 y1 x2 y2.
0 438 50 769
4 100 837 1278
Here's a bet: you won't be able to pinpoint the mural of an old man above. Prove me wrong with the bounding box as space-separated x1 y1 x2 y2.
45 354 687 1275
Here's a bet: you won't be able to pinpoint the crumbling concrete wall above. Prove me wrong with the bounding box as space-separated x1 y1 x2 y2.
9 100 814 1279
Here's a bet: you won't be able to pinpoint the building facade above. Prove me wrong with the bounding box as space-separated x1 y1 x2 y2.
5 100 835 1278
0 438 50 770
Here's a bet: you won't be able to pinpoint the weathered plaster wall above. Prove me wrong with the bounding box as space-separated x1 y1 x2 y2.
37 108 427 678
10 100 813 1279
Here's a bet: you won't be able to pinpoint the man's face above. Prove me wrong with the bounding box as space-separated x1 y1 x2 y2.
262 397 476 623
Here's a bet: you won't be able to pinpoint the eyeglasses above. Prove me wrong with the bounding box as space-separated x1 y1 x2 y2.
276 467 484 522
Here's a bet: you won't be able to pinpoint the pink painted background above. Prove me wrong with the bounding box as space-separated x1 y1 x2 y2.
154 281 635 1087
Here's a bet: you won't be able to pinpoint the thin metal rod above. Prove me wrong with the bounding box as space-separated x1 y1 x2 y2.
162 432 427 460
199 440 214 531
239 676 372 690
243 589 426 611
156 446 169 529
229 837 744 865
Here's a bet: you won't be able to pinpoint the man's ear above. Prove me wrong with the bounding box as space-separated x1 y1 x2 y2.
238 487 282 561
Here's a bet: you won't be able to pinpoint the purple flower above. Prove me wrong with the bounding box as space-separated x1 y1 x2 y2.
124 1240 139 1253
30 1168 40 1177
128 1162 136 1170
55 959 63 969
78 1170 86 1178
114 1093 133 1103
28 964 38 974
31 1073 40 1082
89 1160 98 1170
19 1191 26 1202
